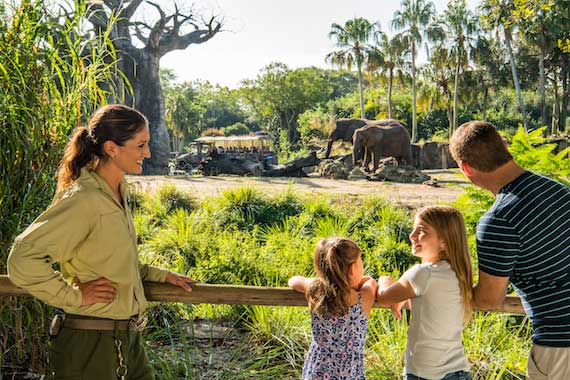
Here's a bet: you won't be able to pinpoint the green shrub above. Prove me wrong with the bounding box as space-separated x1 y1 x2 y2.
223 122 251 136
297 107 334 146
202 187 302 232
189 230 264 285
142 184 197 223
509 126 570 185
140 209 202 274
201 127 224 136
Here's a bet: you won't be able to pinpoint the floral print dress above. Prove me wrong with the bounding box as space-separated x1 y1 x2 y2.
302 293 368 380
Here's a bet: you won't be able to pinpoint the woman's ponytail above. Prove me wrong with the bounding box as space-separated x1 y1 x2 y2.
56 127 95 193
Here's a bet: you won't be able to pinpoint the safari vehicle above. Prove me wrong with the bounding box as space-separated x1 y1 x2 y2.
173 141 214 173
174 133 276 173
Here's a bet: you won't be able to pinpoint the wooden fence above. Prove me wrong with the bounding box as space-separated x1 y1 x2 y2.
0 275 525 314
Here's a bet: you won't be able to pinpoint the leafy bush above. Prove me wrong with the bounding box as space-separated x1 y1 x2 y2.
201 187 302 232
223 122 251 136
142 184 197 222
201 127 224 136
417 109 450 141
297 107 334 146
509 126 570 185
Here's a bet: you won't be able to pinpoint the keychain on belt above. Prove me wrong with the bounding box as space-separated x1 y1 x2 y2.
114 338 128 379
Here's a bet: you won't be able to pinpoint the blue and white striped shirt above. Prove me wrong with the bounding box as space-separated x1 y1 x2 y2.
477 171 570 346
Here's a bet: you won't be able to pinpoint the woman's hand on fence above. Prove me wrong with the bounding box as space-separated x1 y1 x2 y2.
73 277 116 306
165 272 196 292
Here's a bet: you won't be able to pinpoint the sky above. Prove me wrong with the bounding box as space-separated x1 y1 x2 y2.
160 0 480 88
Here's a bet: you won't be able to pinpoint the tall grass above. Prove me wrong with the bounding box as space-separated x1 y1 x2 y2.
132 184 530 379
0 0 123 376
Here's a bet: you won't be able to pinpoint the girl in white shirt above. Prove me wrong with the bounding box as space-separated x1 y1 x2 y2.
376 205 473 380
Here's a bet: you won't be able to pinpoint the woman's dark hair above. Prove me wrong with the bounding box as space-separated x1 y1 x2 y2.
307 237 361 317
57 104 148 192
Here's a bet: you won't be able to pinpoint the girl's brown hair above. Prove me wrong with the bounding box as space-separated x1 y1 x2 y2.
416 205 473 322
307 237 361 317
56 104 148 192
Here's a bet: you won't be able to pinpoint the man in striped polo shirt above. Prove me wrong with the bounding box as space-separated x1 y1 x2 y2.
450 121 570 380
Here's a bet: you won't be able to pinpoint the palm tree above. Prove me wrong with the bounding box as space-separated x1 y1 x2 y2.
327 18 379 119
392 0 438 142
480 0 529 131
421 45 455 129
439 0 479 133
367 33 406 118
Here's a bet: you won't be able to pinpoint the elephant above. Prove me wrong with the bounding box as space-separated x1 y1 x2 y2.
352 120 413 172
324 118 370 158
325 118 406 158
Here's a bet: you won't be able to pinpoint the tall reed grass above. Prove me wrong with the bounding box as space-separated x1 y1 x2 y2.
130 184 530 379
0 0 122 376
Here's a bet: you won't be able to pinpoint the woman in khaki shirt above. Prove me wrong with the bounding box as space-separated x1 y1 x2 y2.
8 104 194 380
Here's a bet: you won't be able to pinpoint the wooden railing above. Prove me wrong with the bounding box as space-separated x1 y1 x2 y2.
0 275 525 314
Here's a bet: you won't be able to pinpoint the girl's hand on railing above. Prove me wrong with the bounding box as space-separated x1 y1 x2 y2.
390 299 411 320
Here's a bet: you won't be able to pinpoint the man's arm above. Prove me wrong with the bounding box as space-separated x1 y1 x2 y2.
473 270 510 310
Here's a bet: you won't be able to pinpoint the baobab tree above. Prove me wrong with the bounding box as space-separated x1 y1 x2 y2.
87 1 223 174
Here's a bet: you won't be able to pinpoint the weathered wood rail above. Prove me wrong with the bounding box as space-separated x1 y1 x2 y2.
0 275 525 314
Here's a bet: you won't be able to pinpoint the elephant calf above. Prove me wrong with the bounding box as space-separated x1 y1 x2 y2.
352 121 413 172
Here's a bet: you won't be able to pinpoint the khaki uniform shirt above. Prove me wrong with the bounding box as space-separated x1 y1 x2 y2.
7 168 168 319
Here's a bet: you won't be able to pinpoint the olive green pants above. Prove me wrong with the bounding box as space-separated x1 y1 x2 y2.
48 327 155 380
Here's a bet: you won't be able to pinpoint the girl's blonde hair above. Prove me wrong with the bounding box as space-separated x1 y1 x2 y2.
416 206 473 322
307 237 361 317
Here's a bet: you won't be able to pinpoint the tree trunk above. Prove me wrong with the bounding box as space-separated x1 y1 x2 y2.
357 61 366 119
446 93 453 137
552 70 559 135
483 86 489 121
561 60 569 133
411 40 417 143
453 53 461 133
388 67 394 119
504 28 529 131
120 49 170 174
539 36 547 127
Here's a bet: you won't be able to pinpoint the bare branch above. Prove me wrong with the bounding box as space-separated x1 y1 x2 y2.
144 1 176 49
133 22 149 45
158 14 223 56
146 0 166 22
122 0 144 19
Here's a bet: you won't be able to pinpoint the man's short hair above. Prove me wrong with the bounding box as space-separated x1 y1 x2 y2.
449 121 513 172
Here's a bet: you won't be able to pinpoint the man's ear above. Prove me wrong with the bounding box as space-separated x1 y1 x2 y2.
459 160 474 176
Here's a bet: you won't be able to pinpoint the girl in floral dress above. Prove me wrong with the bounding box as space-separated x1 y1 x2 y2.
289 237 378 380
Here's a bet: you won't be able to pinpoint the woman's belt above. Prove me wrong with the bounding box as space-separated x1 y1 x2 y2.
63 317 138 331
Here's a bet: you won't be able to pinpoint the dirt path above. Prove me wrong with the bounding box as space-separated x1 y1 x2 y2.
129 169 468 208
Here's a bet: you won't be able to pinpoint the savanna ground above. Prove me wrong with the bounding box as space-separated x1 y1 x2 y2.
130 169 466 209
